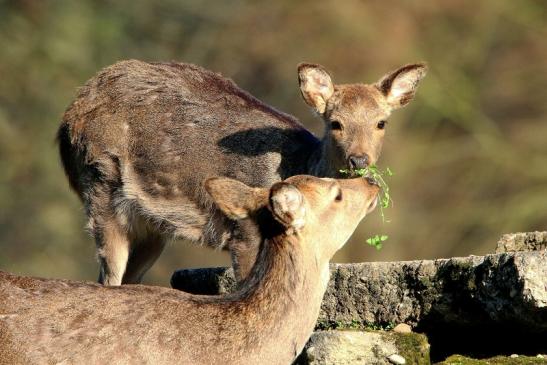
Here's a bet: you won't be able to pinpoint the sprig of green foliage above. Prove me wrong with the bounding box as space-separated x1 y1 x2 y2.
340 164 393 250
316 319 395 331
366 234 389 250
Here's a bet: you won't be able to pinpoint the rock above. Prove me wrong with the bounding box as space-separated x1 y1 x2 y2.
439 354 547 364
388 354 406 364
170 267 236 295
496 231 547 253
294 330 429 365
393 324 412 334
305 346 316 361
171 250 547 332
319 251 547 331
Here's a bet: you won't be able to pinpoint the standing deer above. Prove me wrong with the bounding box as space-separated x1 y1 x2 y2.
57 60 426 284
0 175 379 365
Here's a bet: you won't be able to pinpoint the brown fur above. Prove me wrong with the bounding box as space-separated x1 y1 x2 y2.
57 60 426 284
0 175 379 365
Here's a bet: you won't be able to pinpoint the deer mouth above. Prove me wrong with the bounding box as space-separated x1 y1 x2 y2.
347 170 360 178
339 168 364 179
340 167 378 180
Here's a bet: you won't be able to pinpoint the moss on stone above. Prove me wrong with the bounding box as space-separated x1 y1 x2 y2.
392 332 431 365
438 355 547 364
296 329 432 365
419 276 434 288
315 319 395 331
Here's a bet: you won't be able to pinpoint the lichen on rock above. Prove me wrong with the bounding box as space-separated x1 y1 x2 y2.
294 330 430 365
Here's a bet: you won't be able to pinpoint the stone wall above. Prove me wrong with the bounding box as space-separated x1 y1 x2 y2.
171 232 547 364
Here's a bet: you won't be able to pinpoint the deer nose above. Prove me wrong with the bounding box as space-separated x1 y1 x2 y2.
348 155 369 170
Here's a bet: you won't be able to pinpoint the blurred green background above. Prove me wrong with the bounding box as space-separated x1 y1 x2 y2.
1 0 546 286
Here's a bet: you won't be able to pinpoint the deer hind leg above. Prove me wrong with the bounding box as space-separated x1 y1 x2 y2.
122 231 167 284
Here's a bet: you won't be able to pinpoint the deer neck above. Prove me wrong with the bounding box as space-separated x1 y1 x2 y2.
229 230 329 361
307 134 343 178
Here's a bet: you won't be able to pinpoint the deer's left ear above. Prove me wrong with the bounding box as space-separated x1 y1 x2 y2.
269 182 306 231
376 63 427 109
205 177 268 220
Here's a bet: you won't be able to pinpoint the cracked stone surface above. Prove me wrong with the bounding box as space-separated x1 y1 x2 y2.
495 231 547 253
171 250 547 331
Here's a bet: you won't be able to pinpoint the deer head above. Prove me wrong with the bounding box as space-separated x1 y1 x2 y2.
299 62 427 175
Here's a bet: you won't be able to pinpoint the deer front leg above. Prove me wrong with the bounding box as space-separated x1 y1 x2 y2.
94 219 130 286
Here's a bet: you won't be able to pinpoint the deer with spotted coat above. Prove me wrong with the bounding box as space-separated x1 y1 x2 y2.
57 60 426 284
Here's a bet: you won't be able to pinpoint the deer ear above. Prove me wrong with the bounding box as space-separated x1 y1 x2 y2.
269 182 306 230
298 63 334 114
376 63 427 109
205 177 268 220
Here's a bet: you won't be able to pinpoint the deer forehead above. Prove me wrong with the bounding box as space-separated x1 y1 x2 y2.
286 176 337 195
327 84 390 122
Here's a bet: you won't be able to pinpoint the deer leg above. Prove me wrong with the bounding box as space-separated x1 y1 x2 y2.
122 233 167 284
94 219 130 286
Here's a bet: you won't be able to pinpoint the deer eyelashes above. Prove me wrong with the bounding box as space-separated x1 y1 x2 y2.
330 120 343 131
331 119 386 132
334 188 343 202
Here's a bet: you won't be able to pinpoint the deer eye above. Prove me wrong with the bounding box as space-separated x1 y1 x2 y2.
377 120 387 130
331 121 343 131
335 188 343 202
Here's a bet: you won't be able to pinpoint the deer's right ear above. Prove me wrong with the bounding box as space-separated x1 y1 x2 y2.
376 63 427 109
269 182 306 230
205 178 268 220
298 63 334 114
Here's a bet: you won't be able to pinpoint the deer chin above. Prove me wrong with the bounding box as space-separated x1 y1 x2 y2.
367 195 379 214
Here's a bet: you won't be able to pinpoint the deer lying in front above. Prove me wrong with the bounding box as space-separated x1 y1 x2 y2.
0 175 379 365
